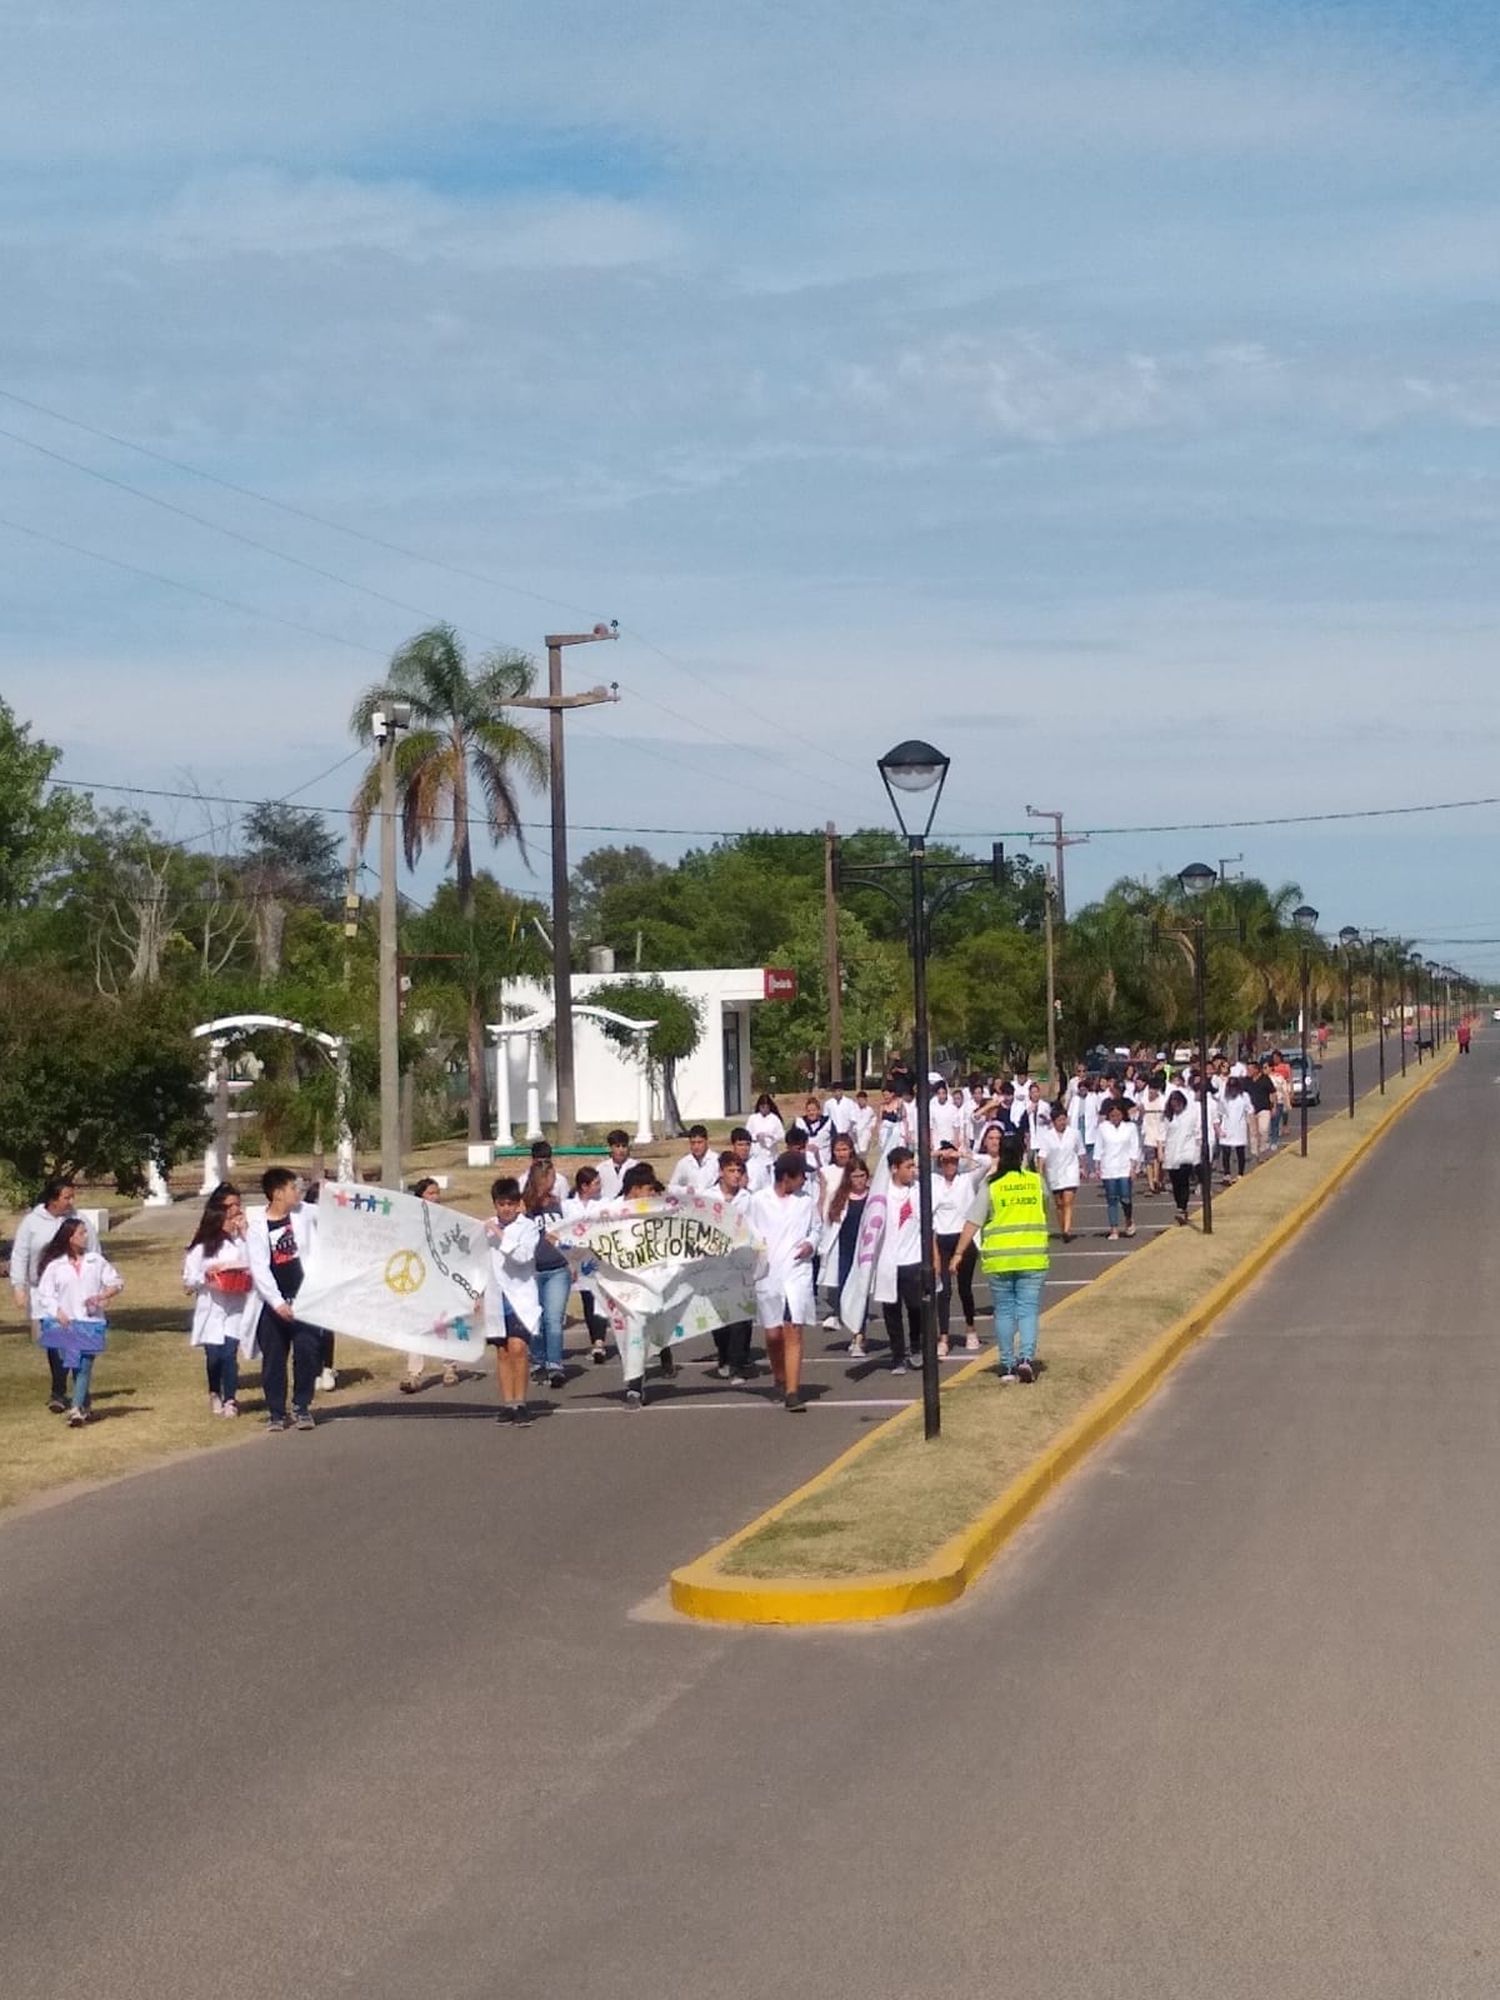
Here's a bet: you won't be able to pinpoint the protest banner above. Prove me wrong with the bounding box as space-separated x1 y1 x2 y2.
294 1186 490 1364
553 1192 759 1380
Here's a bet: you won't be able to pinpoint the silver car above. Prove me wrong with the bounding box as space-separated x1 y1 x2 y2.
1285 1053 1322 1105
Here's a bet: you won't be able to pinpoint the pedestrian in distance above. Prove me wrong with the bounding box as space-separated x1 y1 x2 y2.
709 1151 755 1382
826 1156 873 1358
246 1166 321 1432
1137 1076 1168 1194
668 1124 721 1195
183 1183 256 1418
1215 1076 1251 1182
485 1176 541 1425
594 1130 640 1203
746 1094 785 1162
400 1177 461 1393
522 1158 570 1388
10 1175 99 1413
1458 1019 1472 1054
34 1217 123 1428
932 1143 978 1358
746 1151 819 1412
1095 1099 1142 1240
954 1132 1049 1384
1161 1090 1203 1226
1038 1106 1084 1241
563 1165 610 1363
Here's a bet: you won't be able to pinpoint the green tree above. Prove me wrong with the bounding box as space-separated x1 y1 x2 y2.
238 801 345 980
351 624 549 1141
0 974 211 1191
0 699 78 933
595 974 704 1136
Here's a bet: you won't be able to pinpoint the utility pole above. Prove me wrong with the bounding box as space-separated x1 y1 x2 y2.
1026 806 1088 924
1043 872 1059 1088
373 702 411 1188
341 839 360 989
824 822 843 1086
1218 854 1244 885
510 625 619 1144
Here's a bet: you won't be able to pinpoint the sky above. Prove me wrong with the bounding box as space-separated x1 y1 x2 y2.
3 0 1499 976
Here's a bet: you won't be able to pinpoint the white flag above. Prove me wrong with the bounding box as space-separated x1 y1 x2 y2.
295 1186 489 1364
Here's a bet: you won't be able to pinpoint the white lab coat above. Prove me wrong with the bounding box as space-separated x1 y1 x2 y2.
667 1151 721 1195
245 1202 318 1314
35 1250 122 1327
746 1186 818 1329
12 1203 98 1317
485 1214 542 1337
1038 1125 1084 1192
183 1240 259 1358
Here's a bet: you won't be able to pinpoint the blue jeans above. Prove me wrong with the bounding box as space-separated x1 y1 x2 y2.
1102 1176 1132 1229
988 1270 1045 1366
532 1265 570 1373
69 1351 95 1410
204 1342 239 1402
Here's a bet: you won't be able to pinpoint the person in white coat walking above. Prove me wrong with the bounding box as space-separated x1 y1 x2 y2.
746 1153 819 1413
10 1176 99 1412
1038 1107 1085 1241
34 1218 123 1428
183 1186 257 1417
1094 1100 1142 1239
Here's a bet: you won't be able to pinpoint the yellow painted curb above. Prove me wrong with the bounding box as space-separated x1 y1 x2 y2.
671 1047 1459 1626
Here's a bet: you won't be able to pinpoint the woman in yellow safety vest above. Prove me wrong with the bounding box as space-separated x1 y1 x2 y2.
953 1131 1049 1384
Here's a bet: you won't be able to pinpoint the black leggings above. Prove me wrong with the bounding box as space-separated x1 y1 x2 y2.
881 1264 923 1364
1219 1144 1247 1177
935 1233 977 1336
713 1320 753 1374
1168 1164 1195 1213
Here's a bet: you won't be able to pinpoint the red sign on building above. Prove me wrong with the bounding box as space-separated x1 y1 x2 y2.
763 967 798 1001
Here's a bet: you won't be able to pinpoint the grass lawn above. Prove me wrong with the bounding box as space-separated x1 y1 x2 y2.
716 1056 1449 1580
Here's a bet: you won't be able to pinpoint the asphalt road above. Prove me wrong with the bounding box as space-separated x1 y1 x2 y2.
0 1031 1457 2000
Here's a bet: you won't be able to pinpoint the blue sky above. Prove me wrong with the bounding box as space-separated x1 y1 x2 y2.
2 0 1499 973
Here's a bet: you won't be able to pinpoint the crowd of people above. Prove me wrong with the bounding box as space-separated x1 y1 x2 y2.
6 1047 1310 1429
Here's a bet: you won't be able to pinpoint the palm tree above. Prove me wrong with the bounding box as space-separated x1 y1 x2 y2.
351 625 548 1142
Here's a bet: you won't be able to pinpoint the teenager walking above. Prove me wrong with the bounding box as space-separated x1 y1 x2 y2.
35 1218 123 1427
1038 1105 1084 1241
400 1177 461 1393
746 1152 819 1412
709 1152 755 1383
1095 1100 1142 1240
1161 1089 1202 1225
11 1176 98 1412
246 1166 320 1432
873 1147 924 1374
183 1185 256 1417
932 1144 976 1358
485 1176 541 1425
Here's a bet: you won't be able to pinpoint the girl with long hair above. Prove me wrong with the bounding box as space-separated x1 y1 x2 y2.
400 1178 461 1393
523 1158 570 1388
828 1158 873 1359
183 1183 256 1417
36 1218 123 1428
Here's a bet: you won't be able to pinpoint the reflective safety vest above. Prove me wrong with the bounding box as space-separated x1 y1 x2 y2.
977 1170 1050 1274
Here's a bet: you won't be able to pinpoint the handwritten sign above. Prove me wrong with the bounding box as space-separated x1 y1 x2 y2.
295 1187 490 1362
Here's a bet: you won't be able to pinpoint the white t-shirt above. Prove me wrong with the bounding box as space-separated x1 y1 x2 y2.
668 1150 721 1195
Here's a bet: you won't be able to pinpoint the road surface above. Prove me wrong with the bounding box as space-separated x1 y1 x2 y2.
0 1033 1469 1998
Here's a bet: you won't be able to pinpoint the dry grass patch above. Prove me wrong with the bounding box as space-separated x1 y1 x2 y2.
720 1063 1446 1580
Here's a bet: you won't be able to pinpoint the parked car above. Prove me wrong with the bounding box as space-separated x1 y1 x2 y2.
1285 1053 1322 1105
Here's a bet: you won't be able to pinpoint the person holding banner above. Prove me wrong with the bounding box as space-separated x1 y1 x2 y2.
523 1160 571 1388
710 1151 755 1382
729 1128 772 1193
563 1166 610 1364
595 1131 640 1203
746 1152 819 1413
246 1167 321 1432
485 1177 541 1425
669 1126 721 1196
400 1179 461 1393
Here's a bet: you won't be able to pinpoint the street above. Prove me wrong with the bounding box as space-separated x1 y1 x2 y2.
0 1033 1471 2000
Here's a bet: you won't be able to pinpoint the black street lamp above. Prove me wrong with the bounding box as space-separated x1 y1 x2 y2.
1292 904 1319 1157
1338 926 1360 1118
1179 861 1219 1234
837 742 1001 1441
1370 937 1388 1096
1425 959 1441 1048
1396 951 1408 1077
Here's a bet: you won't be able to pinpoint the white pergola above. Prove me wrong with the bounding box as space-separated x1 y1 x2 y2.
487 1004 658 1148
188 1014 355 1198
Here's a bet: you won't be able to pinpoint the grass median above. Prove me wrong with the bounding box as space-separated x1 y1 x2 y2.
717 1061 1447 1581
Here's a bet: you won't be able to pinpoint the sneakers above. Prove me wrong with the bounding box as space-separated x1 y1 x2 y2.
399 1376 420 1394
1107 1229 1120 1242
711 1363 732 1379
591 1342 607 1366
546 1368 566 1389
441 1365 459 1387
1016 1357 1036 1384
821 1314 840 1329
964 1331 981 1352
317 1368 337 1393
624 1385 644 1408
658 1350 677 1378
67 1407 86 1428
264 1415 288 1433
936 1335 950 1360
222 1399 239 1419
46 1395 67 1414
998 1362 1019 1384
292 1408 316 1431
890 1360 909 1376
210 1394 224 1417
512 1400 534 1427
784 1389 806 1414
1124 1224 1137 1239
847 1336 866 1360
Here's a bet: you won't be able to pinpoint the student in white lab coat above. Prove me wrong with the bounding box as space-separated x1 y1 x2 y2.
932 1144 981 1356
668 1125 722 1196
34 1218 123 1428
1038 1107 1085 1242
746 1152 819 1413
851 1089 877 1158
873 1148 925 1373
729 1127 773 1192
183 1185 257 1417
709 1152 755 1382
1094 1101 1143 1239
485 1176 541 1425
746 1095 786 1161
594 1130 640 1203
399 1177 462 1393
11 1175 99 1412
563 1165 610 1363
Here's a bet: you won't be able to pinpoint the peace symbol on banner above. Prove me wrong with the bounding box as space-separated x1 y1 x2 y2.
383 1249 426 1296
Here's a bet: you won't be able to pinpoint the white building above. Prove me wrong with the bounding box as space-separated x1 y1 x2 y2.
493 968 771 1136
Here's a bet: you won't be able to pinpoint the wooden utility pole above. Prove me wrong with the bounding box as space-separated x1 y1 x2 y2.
1025 806 1088 924
1044 873 1058 1089
824 822 843 1086
509 628 619 1143
375 703 408 1189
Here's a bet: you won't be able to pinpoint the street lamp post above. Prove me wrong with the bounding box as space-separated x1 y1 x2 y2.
1425 959 1440 1049
837 744 1003 1441
1370 937 1388 1096
1292 905 1319 1157
373 701 411 1188
1396 954 1408 1078
1179 861 1218 1235
1338 927 1360 1119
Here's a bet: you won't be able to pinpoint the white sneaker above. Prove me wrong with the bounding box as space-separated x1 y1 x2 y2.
821 1314 840 1329
317 1368 337 1393
847 1336 866 1360
209 1394 223 1417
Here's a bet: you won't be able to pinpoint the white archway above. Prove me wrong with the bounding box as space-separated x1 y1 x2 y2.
487 1005 658 1147
192 1014 355 1194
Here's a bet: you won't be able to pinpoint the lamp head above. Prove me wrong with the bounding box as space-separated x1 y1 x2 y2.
1178 861 1216 899
1338 926 1361 949
1292 904 1319 934
877 739 950 840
